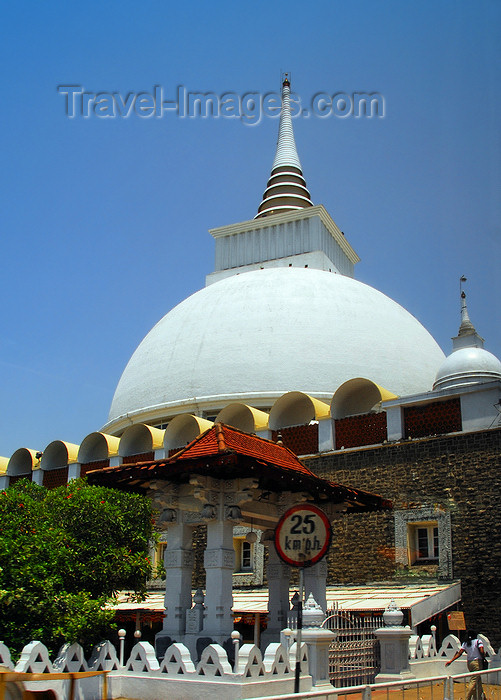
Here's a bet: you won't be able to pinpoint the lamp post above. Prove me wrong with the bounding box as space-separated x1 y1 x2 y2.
231 630 241 673
118 629 126 667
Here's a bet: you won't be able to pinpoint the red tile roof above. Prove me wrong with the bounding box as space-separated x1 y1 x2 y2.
87 423 391 511
170 423 312 474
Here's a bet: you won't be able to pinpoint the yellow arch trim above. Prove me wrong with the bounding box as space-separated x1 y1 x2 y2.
99 433 121 457
216 403 270 431
188 416 214 432
142 425 165 451
373 382 398 403
59 441 81 465
245 405 270 430
307 395 332 420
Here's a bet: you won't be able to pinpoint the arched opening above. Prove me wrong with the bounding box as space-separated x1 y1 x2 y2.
216 404 269 434
7 448 39 483
331 378 396 419
164 415 213 456
268 392 330 455
78 432 120 475
269 392 330 430
119 424 165 463
331 379 396 449
40 441 79 488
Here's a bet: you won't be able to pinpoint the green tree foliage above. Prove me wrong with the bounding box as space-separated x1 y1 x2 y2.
0 479 154 656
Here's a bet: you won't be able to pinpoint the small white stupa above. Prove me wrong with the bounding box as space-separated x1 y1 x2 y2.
434 287 501 391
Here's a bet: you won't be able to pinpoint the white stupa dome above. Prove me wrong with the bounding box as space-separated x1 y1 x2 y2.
433 346 501 391
106 267 445 431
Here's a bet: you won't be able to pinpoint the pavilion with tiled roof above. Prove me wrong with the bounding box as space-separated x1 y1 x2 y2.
88 423 390 515
87 423 391 657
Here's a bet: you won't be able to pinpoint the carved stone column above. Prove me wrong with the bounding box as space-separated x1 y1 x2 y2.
155 521 194 655
261 542 291 647
201 517 235 641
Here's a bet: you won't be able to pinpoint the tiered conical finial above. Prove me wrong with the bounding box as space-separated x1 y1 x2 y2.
458 290 476 336
452 277 484 350
255 74 313 219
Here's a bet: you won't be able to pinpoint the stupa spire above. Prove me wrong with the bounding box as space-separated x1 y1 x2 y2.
458 290 476 336
452 278 484 350
255 74 314 218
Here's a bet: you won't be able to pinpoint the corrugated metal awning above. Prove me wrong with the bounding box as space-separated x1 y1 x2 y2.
114 582 460 627
324 582 461 627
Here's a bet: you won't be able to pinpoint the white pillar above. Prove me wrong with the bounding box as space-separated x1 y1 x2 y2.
32 469 43 485
157 522 194 642
301 627 335 688
256 428 272 441
201 517 235 640
301 594 334 688
304 560 327 613
261 545 290 647
68 463 81 480
318 418 334 452
386 405 403 441
375 626 415 683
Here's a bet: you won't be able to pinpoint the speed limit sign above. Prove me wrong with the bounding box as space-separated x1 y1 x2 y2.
275 504 332 567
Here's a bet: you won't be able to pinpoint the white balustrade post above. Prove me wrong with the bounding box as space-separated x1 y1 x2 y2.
375 600 415 683
301 594 335 688
303 560 327 614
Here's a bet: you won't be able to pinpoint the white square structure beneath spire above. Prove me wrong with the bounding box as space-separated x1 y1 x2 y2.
206 205 360 286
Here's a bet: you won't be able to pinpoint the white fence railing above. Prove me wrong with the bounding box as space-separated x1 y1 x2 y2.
1 631 500 700
250 667 501 700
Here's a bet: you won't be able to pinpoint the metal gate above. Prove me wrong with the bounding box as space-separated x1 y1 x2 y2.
322 605 382 687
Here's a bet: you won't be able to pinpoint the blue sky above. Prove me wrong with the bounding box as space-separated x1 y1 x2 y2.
1 0 500 458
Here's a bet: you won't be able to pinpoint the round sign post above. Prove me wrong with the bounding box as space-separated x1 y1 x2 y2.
274 504 332 693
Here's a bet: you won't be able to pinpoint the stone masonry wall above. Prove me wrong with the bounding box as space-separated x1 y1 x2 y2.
328 511 395 583
303 428 501 646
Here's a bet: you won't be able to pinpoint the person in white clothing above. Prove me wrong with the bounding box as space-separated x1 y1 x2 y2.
446 629 486 700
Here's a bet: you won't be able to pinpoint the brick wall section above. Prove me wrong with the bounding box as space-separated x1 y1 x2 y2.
122 451 154 464
271 424 319 455
403 398 461 439
9 473 32 485
303 428 501 646
80 459 109 476
335 412 387 449
42 467 69 488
